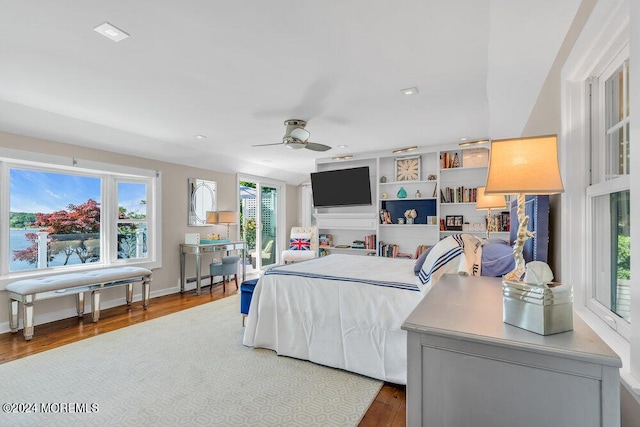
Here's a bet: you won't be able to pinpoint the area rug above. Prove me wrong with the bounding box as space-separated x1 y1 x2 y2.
0 295 382 426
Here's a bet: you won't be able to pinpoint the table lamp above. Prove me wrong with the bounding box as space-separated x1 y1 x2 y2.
205 211 218 225
484 135 564 281
217 211 237 239
475 186 507 239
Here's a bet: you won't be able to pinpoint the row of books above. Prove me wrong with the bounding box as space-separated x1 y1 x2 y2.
319 233 333 247
319 233 377 250
353 234 377 250
378 243 431 259
378 242 399 258
491 212 511 232
440 186 478 203
440 152 461 169
415 244 430 259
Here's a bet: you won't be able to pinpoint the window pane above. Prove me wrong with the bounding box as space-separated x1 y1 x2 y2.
591 190 631 322
605 65 622 128
117 223 147 259
118 182 147 219
9 169 101 271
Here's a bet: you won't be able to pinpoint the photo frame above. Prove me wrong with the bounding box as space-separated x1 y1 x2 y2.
445 215 463 231
394 155 421 181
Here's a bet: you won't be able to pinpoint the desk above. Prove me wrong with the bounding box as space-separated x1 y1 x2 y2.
402 274 621 427
179 241 246 295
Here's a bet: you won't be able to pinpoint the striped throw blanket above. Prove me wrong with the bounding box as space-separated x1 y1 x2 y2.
418 234 483 287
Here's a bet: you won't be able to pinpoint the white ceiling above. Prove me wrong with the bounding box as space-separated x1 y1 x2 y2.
0 0 580 185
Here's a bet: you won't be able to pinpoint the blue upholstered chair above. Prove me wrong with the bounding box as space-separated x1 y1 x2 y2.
209 255 240 292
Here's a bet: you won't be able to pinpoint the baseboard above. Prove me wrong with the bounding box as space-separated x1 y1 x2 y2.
0 285 180 335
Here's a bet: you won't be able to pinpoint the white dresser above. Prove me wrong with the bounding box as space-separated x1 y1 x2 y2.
402 274 622 427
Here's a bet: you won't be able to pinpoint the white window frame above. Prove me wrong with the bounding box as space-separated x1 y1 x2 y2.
561 0 638 393
0 148 161 287
584 44 631 341
112 177 152 262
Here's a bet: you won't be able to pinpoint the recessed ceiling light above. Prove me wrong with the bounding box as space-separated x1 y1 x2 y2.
337 144 348 149
94 22 130 42
401 87 419 95
195 135 207 139
392 146 418 154
458 138 490 147
332 155 354 161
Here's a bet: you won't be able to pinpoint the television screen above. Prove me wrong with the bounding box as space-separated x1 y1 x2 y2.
310 166 372 207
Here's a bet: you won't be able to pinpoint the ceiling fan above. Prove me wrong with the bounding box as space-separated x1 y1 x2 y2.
253 119 332 152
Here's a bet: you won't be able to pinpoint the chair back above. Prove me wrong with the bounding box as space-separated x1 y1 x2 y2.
290 227 318 252
220 255 240 275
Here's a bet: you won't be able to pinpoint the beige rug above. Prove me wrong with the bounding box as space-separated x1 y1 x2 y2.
0 295 382 426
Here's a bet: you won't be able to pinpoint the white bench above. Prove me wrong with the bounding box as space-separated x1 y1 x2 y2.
6 266 152 340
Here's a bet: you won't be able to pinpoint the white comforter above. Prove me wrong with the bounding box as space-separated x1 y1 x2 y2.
242 254 426 385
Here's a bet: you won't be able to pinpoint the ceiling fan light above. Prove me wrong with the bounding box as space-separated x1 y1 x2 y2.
286 138 306 149
290 127 310 141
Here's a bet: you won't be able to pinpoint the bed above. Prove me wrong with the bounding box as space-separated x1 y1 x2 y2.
243 196 550 384
243 254 425 384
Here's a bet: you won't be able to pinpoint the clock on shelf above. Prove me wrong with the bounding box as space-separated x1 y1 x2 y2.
395 155 421 181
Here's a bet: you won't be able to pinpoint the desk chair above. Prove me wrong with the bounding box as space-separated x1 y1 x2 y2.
209 255 240 292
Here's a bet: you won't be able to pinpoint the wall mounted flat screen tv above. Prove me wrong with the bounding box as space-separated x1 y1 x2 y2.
311 166 372 207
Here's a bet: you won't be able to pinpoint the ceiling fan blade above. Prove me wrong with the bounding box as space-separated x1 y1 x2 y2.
252 142 283 147
305 142 332 152
290 127 310 142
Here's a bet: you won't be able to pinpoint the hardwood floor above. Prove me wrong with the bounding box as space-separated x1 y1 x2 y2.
0 281 406 426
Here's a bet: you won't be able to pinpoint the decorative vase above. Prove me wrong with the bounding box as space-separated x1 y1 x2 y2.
415 190 421 198
406 217 414 224
380 176 387 183
397 187 407 198
398 218 405 224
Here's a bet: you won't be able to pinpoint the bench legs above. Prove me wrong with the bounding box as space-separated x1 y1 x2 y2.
91 290 101 322
76 292 85 317
142 277 150 309
126 283 134 306
9 299 19 333
8 297 36 340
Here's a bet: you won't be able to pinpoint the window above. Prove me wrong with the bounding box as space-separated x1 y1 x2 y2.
586 49 631 339
116 181 148 260
2 153 159 278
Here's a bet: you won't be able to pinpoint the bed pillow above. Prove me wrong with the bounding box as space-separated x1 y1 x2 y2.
289 233 312 251
414 246 434 275
481 239 515 277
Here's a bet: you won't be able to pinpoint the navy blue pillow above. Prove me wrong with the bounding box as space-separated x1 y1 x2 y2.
481 239 515 277
414 246 433 275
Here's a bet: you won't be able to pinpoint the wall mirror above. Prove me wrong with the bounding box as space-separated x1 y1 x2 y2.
188 178 217 226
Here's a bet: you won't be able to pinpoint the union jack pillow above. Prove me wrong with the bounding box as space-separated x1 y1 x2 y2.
289 237 311 250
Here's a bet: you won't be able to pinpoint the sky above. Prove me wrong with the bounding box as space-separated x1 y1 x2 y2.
10 169 146 214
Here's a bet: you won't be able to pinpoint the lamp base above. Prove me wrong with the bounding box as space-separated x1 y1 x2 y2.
504 194 534 281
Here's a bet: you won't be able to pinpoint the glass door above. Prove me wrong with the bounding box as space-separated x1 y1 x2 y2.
260 185 278 268
239 178 280 270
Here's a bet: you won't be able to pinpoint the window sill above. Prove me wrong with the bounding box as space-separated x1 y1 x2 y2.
575 306 640 402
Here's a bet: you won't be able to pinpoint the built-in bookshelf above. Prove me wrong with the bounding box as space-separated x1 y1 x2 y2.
312 145 509 260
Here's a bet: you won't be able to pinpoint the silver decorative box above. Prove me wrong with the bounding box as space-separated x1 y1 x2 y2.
502 280 573 335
